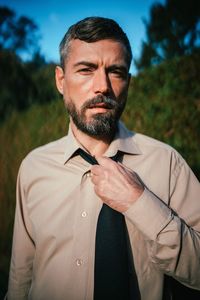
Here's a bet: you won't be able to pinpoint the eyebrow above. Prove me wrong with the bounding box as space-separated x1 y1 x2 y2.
73 61 97 68
73 61 128 73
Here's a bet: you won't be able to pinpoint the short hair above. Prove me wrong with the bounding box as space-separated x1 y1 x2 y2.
59 17 132 69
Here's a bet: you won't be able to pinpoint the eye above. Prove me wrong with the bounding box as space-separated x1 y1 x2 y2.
77 67 94 75
110 69 127 79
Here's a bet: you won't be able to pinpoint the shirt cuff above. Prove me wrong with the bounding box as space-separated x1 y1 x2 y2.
124 188 172 241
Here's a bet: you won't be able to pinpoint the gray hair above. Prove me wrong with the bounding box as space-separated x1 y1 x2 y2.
59 17 132 69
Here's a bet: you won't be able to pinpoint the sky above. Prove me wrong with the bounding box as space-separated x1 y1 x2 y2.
0 0 163 74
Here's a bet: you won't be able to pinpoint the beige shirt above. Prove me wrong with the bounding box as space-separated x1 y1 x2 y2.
7 122 200 300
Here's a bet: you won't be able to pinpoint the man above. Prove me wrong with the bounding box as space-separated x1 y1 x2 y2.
7 17 200 300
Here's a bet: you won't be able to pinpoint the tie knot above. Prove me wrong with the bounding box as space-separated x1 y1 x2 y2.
78 149 98 165
77 148 120 165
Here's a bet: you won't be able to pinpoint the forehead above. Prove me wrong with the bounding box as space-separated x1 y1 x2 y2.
65 39 128 67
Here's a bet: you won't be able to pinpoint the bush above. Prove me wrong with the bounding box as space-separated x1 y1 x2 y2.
123 51 200 178
0 50 60 122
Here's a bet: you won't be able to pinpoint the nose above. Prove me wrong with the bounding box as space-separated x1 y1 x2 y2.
93 69 110 95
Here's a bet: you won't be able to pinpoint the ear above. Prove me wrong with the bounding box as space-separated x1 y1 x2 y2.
55 66 64 95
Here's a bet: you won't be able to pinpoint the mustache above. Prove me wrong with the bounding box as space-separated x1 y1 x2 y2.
81 95 117 111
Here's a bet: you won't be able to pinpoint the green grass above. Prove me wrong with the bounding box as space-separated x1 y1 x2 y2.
0 99 68 297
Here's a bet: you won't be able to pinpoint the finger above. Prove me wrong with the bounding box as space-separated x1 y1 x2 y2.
96 156 118 168
116 163 137 180
91 174 99 184
117 164 144 187
117 164 132 177
117 161 134 173
91 165 104 175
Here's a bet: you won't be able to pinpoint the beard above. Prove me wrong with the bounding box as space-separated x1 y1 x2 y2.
65 95 126 138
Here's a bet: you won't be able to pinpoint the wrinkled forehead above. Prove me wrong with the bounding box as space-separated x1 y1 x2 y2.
64 39 130 69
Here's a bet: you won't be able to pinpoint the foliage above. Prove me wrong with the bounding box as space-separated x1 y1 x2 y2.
0 50 35 118
135 0 200 70
0 100 67 298
29 63 61 105
0 6 60 121
125 51 200 177
0 50 60 121
0 6 39 56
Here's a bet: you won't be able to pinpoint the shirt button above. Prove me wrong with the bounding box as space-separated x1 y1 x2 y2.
76 259 83 266
81 211 87 218
86 173 91 177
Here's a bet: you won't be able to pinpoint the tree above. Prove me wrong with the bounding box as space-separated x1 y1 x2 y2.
0 6 57 120
135 0 200 70
0 50 36 119
0 6 40 58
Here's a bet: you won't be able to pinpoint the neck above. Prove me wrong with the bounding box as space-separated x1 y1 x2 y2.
70 121 115 157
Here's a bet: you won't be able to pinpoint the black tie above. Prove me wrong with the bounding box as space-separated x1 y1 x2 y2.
78 149 138 300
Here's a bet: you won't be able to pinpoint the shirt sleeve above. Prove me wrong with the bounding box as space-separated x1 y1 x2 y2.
124 152 200 290
7 161 35 300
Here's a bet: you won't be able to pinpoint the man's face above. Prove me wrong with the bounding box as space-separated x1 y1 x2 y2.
56 39 130 138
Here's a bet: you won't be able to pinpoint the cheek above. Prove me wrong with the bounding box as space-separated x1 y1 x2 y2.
112 81 129 99
64 76 92 101
63 79 91 112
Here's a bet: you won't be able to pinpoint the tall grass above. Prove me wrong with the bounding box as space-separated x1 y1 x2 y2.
0 99 68 297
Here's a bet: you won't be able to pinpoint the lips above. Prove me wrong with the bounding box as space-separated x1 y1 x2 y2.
88 102 113 109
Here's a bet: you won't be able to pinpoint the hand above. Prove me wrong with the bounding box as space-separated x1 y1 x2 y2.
90 157 144 213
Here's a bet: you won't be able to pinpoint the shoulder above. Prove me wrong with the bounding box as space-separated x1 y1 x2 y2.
132 132 186 177
134 132 174 153
119 122 184 165
19 135 68 175
27 135 67 159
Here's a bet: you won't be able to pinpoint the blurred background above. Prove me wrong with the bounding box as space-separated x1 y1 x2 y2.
0 0 200 298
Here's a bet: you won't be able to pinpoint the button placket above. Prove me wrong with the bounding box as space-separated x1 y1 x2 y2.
81 169 92 184
72 172 97 283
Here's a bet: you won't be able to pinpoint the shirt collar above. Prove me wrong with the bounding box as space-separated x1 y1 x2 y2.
63 121 142 164
104 121 142 157
63 125 82 164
